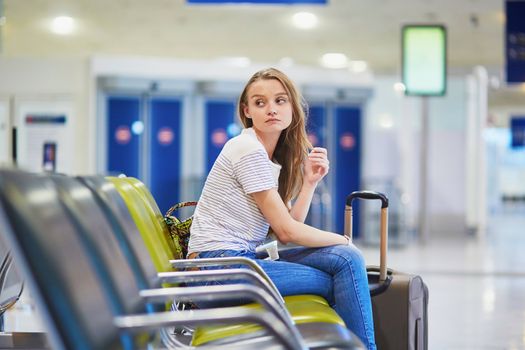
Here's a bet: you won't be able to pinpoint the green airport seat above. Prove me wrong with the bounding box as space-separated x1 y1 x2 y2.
108 176 353 347
107 177 176 274
0 169 317 350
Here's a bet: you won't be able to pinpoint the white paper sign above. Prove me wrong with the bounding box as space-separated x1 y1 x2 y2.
15 98 74 174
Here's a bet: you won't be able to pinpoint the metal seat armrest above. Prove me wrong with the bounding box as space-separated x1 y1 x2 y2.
169 257 282 301
0 252 24 318
114 306 306 350
139 283 294 328
157 268 284 306
0 253 13 292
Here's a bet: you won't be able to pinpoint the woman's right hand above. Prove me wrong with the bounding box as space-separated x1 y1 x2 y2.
303 147 330 187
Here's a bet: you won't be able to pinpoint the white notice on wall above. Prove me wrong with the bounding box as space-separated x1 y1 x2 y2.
16 99 74 174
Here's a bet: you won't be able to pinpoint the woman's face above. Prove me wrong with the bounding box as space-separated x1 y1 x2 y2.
243 78 293 137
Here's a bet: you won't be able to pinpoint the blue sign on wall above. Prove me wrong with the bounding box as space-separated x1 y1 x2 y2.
506 1 525 83
25 115 66 125
188 0 326 3
511 116 525 148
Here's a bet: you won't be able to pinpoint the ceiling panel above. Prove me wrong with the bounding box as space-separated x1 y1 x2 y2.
0 0 505 73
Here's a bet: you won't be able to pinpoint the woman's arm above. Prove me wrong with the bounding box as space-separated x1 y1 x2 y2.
288 182 316 223
252 188 348 247
289 147 329 223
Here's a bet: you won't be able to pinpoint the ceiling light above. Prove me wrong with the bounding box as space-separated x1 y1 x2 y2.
278 57 295 67
292 12 318 30
51 16 75 35
393 82 406 93
320 53 348 69
348 60 368 73
217 56 251 67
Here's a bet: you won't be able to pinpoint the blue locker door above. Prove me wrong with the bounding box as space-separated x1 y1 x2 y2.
106 96 141 178
149 98 182 214
305 104 328 229
307 104 326 147
334 106 362 237
205 100 237 173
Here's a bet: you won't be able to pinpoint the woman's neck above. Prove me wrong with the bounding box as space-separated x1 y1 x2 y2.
253 129 280 160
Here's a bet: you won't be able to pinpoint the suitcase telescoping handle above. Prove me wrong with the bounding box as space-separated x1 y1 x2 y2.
345 191 389 283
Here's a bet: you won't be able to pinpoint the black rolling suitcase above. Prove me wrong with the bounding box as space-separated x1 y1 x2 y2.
346 191 429 350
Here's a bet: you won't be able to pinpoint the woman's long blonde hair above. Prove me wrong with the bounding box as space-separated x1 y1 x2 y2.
238 68 312 204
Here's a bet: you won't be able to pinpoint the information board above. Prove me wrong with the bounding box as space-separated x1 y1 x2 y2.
506 0 525 83
402 25 447 96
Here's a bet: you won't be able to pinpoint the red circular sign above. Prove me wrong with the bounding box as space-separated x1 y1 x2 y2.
211 129 228 147
339 133 355 150
158 127 174 146
115 126 131 145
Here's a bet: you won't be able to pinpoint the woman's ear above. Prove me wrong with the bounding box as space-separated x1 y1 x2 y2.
243 105 251 119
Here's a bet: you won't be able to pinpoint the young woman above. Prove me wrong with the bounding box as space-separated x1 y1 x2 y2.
187 68 376 349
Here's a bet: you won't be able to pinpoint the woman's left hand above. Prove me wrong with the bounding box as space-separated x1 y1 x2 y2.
304 147 330 186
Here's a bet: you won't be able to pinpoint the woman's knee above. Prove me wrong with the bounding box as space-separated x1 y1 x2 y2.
325 244 366 271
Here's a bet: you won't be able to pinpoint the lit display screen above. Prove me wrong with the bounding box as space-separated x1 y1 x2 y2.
402 25 447 96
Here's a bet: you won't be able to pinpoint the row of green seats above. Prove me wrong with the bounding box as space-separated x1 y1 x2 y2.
108 176 352 347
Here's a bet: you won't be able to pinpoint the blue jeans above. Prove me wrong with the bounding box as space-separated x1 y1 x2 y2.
195 244 376 350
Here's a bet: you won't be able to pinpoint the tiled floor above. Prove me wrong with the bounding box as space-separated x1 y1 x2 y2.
3 206 525 349
359 206 525 350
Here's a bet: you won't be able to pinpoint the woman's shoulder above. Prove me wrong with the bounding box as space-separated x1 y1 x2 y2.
222 128 266 162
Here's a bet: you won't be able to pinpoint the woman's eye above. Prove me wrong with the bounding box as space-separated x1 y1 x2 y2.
276 97 287 104
255 100 265 107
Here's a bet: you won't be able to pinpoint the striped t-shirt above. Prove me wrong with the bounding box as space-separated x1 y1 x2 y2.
187 128 281 255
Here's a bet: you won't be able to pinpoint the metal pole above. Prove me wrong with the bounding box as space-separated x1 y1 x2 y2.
419 96 429 243
474 66 488 237
141 91 151 186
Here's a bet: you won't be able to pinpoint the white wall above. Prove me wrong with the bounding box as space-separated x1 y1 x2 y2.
0 56 90 174
364 76 468 238
0 56 496 240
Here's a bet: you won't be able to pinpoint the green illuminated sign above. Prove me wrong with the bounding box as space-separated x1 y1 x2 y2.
402 25 447 96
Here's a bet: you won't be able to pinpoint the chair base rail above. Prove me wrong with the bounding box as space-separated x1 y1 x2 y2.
0 332 50 349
